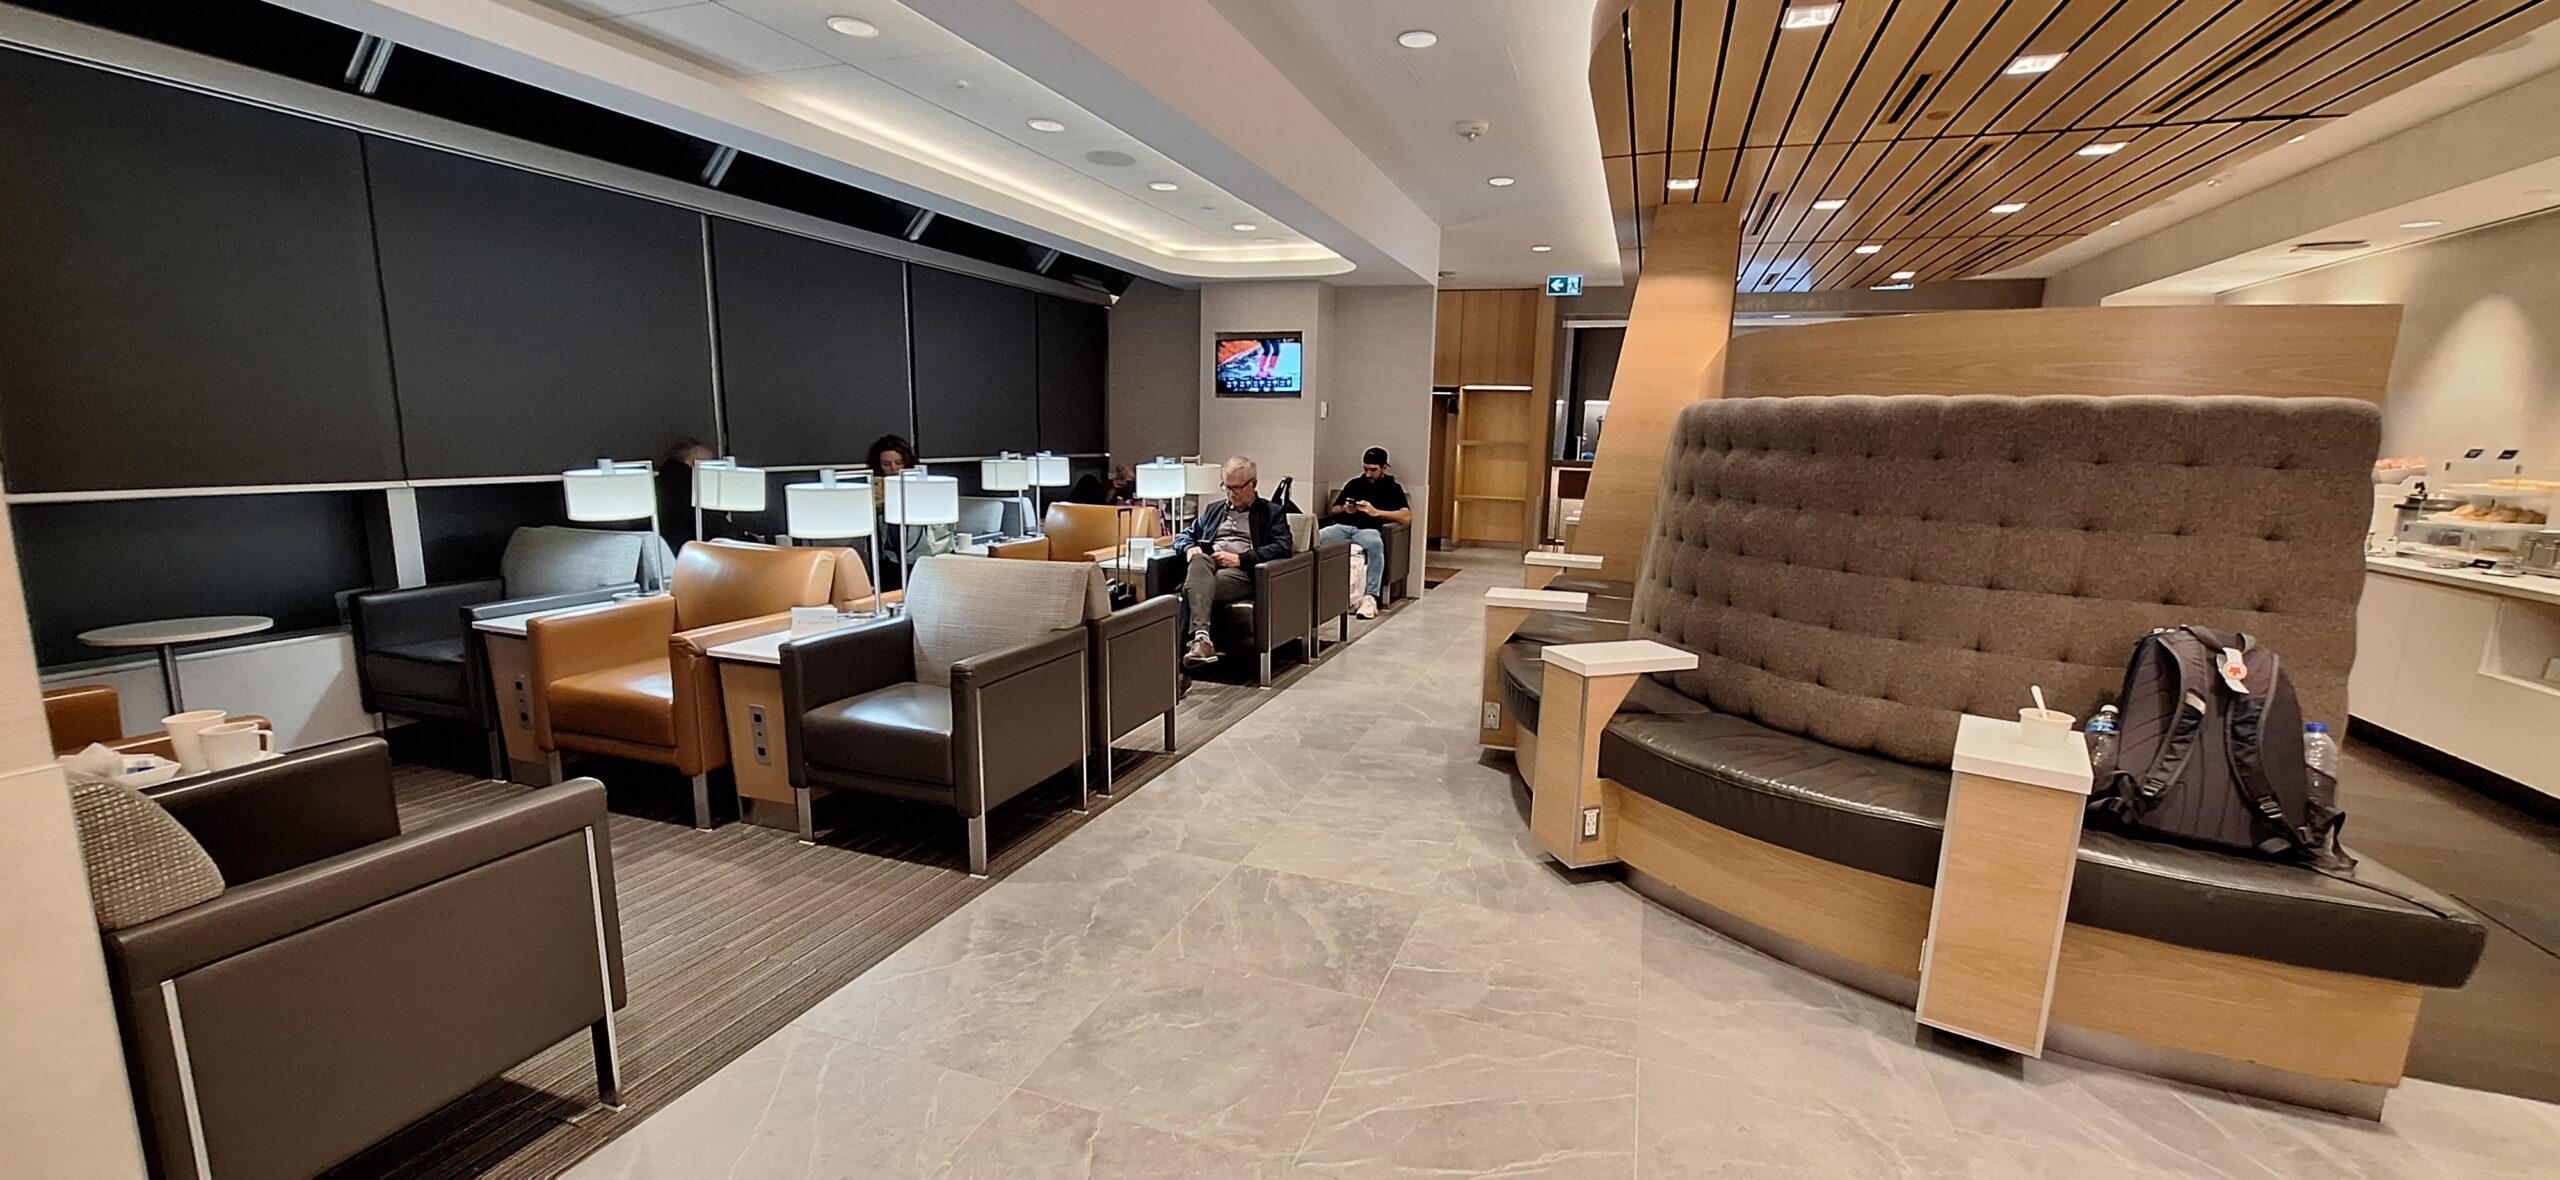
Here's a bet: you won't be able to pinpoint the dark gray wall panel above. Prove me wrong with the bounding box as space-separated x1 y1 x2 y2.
368 137 715 478
909 267 1036 457
0 49 401 493
1037 296 1107 455
710 220 910 466
414 482 573 583
15 494 374 668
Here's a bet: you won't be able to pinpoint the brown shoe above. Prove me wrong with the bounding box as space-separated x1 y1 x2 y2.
1184 635 1219 667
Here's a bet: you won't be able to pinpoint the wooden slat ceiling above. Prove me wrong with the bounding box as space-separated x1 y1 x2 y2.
1595 0 2560 290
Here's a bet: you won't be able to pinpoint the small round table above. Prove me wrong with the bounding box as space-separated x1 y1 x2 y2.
77 615 275 713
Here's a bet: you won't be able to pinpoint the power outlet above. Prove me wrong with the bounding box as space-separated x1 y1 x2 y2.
1582 807 1601 839
1481 702 1501 729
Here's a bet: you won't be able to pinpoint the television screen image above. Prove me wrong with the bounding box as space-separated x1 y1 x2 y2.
1215 334 1303 396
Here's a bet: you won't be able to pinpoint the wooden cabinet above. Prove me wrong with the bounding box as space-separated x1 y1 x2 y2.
1433 289 1543 388
2352 567 2560 801
1453 386 1533 543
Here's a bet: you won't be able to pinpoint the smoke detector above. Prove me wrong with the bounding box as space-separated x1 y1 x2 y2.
1453 119 1490 142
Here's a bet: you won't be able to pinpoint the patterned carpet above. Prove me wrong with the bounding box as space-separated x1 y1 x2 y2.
326 603 1401 1178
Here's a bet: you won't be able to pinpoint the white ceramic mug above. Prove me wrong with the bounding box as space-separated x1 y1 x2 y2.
162 709 228 773
2017 707 2075 750
201 720 275 771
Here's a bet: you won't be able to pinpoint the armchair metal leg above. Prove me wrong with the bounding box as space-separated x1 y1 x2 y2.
1163 709 1176 752
1340 614 1350 643
1258 650 1274 686
1077 749 1092 814
690 773 713 831
545 751 565 785
485 730 507 781
795 785 815 845
965 815 989 878
591 1017 624 1110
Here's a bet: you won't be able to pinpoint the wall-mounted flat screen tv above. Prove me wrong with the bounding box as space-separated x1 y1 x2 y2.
1214 333 1303 397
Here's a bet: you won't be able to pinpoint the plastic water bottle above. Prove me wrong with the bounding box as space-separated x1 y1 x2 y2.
2085 705 2120 774
2304 722 2339 799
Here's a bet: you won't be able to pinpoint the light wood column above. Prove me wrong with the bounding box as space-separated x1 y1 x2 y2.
1526 640 1697 869
1571 202 1740 577
718 662 795 816
1915 716 2094 1057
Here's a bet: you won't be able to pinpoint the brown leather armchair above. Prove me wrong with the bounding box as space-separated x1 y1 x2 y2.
780 556 1098 874
106 737 624 1179
989 503 1164 562
44 685 268 760
527 541 838 829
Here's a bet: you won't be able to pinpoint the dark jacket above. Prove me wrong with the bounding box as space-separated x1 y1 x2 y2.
1173 498 1294 568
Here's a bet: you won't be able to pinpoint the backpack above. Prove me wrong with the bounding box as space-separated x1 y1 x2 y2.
2091 626 2352 868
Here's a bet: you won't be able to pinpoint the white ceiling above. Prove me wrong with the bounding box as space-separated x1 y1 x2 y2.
1197 0 1624 290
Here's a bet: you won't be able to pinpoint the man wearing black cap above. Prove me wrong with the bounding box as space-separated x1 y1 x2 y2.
1320 447 1410 618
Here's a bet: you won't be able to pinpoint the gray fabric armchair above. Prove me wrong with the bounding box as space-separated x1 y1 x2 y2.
108 736 626 1179
1144 547 1317 685
1313 537 1354 653
349 526 658 774
1087 592 1181 779
781 557 1099 875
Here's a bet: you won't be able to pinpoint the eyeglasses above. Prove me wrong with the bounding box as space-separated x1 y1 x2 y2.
1223 480 1255 492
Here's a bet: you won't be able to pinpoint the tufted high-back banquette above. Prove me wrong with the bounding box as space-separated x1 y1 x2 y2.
1631 395 2380 766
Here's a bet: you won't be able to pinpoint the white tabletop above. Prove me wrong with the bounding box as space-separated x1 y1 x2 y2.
471 601 623 637
78 615 273 648
706 616 892 665
1485 587 1589 612
1096 553 1155 572
1540 639 1697 678
2366 555 2560 608
1951 714 2094 795
1524 551 1606 570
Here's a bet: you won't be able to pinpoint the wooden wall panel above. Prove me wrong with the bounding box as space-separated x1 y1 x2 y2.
1572 203 1741 579
1721 304 2402 400
1434 290 1465 386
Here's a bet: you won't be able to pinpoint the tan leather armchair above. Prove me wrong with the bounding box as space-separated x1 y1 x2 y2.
990 503 1163 563
527 541 838 828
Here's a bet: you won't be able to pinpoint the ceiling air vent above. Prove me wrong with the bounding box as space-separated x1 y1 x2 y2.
1750 194 1781 236
2147 0 2345 117
1884 72 1934 126
1903 139 2002 216
2291 240 2368 253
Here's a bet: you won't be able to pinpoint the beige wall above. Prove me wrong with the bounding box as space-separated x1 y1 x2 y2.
0 459 150 1175
1199 280 1329 493
1106 278 1203 467
2218 208 2560 465
1319 286 1438 538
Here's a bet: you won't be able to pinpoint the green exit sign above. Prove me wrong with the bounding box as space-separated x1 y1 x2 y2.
1545 274 1584 297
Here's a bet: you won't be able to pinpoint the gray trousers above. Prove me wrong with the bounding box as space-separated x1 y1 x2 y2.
1182 551 1254 639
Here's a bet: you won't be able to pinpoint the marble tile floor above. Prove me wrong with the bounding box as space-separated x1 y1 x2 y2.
568 550 2560 1179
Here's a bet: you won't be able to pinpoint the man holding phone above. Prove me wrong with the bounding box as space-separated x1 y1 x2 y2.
1320 447 1410 618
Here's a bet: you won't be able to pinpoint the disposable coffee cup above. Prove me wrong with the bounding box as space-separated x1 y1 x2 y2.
2017 707 2075 750
162 709 227 774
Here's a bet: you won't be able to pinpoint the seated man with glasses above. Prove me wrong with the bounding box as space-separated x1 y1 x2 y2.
1169 455 1295 667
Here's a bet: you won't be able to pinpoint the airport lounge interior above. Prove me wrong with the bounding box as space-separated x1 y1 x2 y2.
7 1 2560 1176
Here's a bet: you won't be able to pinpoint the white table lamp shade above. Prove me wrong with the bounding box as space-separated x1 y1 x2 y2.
1136 459 1187 500
980 454 1031 492
561 462 653 522
693 459 768 512
1030 453 1072 487
883 473 961 525
785 477 873 538
1184 462 1222 496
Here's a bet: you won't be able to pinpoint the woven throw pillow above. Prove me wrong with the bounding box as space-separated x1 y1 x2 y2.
67 773 225 931
906 556 1106 686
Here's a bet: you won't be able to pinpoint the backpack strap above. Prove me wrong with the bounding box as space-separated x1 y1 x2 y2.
2221 647 2308 855
2111 631 2214 807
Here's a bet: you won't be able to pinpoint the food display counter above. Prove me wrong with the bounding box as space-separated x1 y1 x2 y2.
2352 556 2560 802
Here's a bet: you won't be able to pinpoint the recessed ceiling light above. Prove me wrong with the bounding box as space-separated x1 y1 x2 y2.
2077 142 2126 157
1397 30 1438 49
1853 244 1882 254
1666 177 1701 191
1890 270 1916 280
2108 220 2122 227
1771 313 1794 319
1083 150 1136 167
1780 4 1840 30
1872 283 1914 290
1812 198 1846 210
2399 220 2444 229
1231 223 1260 232
2287 135 2306 144
1148 181 1179 192
825 16 879 37
1026 118 1066 133
1253 237 1281 244
1989 202 2027 214
1487 176 1517 187
2005 52 2066 76
1531 244 1554 252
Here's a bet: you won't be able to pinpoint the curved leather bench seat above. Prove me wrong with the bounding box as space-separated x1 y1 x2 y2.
1543 574 1634 598
1511 610 1629 651
1595 709 2486 988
